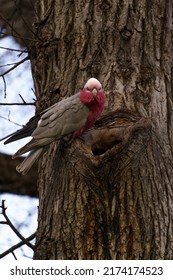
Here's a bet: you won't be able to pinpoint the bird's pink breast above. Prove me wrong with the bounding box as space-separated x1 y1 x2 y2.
73 91 105 137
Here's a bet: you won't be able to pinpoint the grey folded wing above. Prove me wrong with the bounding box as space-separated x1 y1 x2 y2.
4 92 89 144
32 93 89 140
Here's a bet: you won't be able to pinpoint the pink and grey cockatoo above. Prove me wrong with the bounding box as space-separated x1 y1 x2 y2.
3 78 105 175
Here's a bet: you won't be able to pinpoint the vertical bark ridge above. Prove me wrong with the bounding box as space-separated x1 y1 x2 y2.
32 0 173 259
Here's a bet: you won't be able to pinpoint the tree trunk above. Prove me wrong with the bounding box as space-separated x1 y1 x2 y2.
31 0 173 259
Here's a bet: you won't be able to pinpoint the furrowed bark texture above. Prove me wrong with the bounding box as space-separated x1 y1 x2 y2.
31 0 173 259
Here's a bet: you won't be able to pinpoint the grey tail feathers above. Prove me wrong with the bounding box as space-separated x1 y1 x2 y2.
16 148 44 175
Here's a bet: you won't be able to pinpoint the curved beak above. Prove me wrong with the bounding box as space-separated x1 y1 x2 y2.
92 88 97 97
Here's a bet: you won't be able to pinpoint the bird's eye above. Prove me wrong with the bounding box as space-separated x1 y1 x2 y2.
86 87 90 90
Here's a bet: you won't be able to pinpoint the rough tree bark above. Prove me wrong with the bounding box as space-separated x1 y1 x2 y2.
29 0 173 260
1 0 173 259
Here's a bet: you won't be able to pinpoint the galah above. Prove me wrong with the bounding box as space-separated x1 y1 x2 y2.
3 78 105 175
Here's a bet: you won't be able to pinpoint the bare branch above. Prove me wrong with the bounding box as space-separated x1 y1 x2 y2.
0 31 38 45
0 46 27 53
0 115 23 127
0 14 27 46
11 251 17 260
0 62 26 68
0 200 35 250
0 221 8 225
0 32 6 40
2 75 7 98
19 94 27 104
0 56 29 77
0 233 36 259
0 102 35 106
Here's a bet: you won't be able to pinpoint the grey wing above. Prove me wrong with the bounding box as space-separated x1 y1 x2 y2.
32 93 89 139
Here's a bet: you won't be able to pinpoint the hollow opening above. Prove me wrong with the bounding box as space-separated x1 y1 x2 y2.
91 139 122 156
